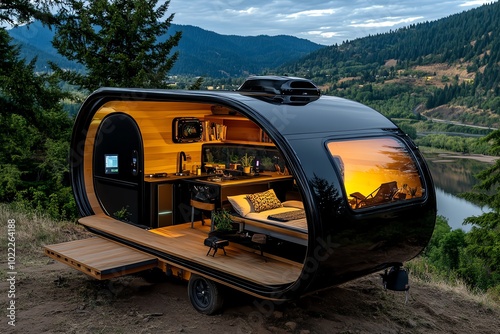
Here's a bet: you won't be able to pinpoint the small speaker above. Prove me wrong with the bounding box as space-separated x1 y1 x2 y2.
172 117 203 143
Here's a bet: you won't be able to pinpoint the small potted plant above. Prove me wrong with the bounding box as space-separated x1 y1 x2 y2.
240 153 254 174
209 209 237 237
229 154 240 170
113 206 131 222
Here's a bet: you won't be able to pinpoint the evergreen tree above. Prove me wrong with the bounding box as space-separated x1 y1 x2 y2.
461 130 500 287
0 0 58 26
51 0 182 91
1 2 75 219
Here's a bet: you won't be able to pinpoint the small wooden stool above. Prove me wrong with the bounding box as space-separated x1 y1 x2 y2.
204 236 229 257
190 199 215 229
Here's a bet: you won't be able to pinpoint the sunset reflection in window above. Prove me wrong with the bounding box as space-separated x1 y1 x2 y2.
327 137 424 210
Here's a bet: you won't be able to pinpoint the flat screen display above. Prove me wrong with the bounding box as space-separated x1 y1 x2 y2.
105 154 119 174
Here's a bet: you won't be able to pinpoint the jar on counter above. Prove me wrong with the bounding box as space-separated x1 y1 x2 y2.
193 165 202 175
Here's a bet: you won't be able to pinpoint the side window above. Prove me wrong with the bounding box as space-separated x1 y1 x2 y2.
327 137 424 210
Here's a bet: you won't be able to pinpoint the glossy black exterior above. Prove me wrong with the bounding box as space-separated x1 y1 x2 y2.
70 87 437 300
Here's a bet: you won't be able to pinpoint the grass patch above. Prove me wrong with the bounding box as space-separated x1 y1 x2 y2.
407 257 500 309
0 203 90 267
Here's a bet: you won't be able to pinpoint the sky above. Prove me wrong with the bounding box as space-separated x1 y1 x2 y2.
168 0 498 45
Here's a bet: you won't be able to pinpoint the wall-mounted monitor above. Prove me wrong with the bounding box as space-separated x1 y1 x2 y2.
105 154 119 174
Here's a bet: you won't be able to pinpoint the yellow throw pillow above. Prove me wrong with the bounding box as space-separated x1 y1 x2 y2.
246 189 282 213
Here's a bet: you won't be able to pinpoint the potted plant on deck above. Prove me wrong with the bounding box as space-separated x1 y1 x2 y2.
209 209 239 238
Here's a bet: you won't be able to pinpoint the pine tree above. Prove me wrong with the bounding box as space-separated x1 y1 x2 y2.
1 2 75 219
50 0 182 91
461 130 500 287
0 0 58 26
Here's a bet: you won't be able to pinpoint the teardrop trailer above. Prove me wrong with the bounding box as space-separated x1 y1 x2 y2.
44 76 436 314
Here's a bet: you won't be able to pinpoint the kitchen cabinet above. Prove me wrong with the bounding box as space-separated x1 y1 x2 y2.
145 174 207 228
157 183 173 227
184 173 294 210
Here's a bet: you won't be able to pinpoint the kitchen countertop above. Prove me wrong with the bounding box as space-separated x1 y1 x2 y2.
144 172 207 183
184 172 293 187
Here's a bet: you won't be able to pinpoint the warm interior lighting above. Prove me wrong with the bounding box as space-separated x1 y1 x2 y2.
327 137 423 209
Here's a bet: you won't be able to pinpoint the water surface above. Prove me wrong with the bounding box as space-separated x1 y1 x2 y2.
423 153 494 231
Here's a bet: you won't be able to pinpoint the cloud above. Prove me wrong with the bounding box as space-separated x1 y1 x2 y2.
285 9 337 19
349 16 425 28
307 30 340 38
225 7 259 15
167 0 499 45
460 1 492 6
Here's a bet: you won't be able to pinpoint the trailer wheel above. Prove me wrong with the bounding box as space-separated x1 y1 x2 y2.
188 274 224 314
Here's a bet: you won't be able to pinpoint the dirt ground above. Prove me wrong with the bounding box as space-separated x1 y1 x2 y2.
2 258 500 334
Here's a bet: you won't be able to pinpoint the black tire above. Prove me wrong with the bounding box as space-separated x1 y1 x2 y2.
187 274 224 315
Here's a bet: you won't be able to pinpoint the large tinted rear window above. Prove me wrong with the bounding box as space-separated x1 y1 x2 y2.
327 137 424 210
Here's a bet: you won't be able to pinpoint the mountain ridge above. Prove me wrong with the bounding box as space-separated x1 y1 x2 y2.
7 2 500 125
7 21 323 77
276 1 500 127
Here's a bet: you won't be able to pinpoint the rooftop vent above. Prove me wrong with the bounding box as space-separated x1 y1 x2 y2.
237 76 320 105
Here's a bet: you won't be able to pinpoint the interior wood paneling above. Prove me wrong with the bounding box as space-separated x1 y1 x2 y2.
83 102 212 212
82 101 276 215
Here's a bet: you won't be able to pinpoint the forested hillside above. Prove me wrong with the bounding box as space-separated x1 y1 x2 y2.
6 21 84 72
8 22 323 78
167 24 323 77
280 1 500 127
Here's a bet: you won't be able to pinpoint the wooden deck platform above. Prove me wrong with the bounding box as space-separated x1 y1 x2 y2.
44 237 158 280
78 215 303 286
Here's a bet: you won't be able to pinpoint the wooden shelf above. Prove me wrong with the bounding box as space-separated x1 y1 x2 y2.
204 115 248 122
219 140 275 147
204 115 273 144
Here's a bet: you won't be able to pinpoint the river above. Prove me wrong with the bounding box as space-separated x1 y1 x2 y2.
423 152 495 231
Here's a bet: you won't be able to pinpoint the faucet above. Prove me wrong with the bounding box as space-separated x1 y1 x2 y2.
178 151 186 174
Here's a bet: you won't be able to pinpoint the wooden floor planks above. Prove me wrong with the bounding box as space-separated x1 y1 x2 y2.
77 215 303 286
44 237 158 280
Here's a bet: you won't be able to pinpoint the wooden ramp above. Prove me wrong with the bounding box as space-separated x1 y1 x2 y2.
44 237 158 280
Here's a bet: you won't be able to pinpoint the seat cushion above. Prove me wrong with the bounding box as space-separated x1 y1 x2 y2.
227 194 253 217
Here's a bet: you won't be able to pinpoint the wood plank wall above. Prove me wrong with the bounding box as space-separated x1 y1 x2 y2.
126 102 212 174
82 101 273 214
85 101 214 175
